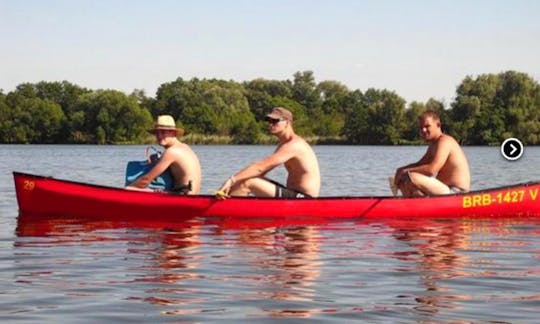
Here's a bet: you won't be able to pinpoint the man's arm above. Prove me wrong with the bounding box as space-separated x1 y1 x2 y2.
394 138 452 186
129 150 175 188
404 138 451 176
234 144 296 182
394 152 427 184
217 143 297 194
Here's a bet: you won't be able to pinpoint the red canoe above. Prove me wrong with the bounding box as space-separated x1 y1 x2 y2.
13 172 540 220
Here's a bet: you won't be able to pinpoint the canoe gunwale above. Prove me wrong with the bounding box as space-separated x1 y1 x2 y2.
12 171 540 200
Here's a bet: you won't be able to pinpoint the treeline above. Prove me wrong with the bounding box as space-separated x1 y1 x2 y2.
1 70 539 145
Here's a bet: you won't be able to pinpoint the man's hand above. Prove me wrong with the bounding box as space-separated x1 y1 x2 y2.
215 176 236 200
394 168 407 186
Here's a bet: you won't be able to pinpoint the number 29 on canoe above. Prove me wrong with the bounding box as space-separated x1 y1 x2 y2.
23 180 35 191
463 188 539 208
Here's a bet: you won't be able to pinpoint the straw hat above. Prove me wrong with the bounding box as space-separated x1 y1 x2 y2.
148 115 184 136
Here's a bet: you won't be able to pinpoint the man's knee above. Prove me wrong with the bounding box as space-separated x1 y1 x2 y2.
407 171 423 185
237 177 266 193
242 177 259 189
398 172 427 197
407 172 449 196
397 171 417 189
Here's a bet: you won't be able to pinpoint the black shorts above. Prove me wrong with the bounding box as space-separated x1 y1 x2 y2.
449 186 467 194
170 181 192 195
266 179 311 198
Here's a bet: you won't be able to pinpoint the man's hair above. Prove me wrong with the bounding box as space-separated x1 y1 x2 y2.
419 110 441 122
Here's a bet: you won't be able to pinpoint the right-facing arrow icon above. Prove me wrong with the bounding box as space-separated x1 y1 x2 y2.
501 138 524 161
509 144 517 156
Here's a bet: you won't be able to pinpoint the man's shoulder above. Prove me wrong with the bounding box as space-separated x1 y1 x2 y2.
436 134 465 152
172 141 193 149
164 143 191 155
274 135 311 157
283 135 310 149
438 134 459 144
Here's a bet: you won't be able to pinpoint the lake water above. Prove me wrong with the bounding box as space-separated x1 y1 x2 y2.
1 145 540 323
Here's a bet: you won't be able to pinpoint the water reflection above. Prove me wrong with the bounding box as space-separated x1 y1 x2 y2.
126 226 204 309
134 227 202 283
389 219 469 316
230 225 323 318
14 213 327 317
12 212 540 321
386 217 539 317
14 213 204 308
242 227 320 295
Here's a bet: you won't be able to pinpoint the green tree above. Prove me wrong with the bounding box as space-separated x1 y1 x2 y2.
154 78 258 142
0 92 16 143
342 90 368 143
130 89 155 112
403 101 425 142
33 81 90 111
450 71 540 145
244 78 293 122
343 89 406 144
3 86 66 143
72 90 152 144
314 80 350 136
498 71 540 144
153 77 202 121
292 71 322 114
35 81 92 143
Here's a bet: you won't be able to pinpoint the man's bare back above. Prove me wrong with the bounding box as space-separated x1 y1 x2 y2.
166 143 202 194
282 136 320 197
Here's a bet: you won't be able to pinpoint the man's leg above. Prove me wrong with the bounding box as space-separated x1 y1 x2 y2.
408 172 450 196
396 172 424 197
228 177 277 197
398 180 424 197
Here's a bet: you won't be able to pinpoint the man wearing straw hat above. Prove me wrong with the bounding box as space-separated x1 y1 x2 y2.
126 115 201 194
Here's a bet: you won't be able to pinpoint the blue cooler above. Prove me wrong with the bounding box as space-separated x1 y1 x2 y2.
125 151 174 191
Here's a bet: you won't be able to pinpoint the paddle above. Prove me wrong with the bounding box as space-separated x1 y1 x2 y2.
388 176 398 197
145 146 162 163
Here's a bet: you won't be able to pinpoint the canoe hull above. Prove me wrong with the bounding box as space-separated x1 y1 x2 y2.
13 172 540 220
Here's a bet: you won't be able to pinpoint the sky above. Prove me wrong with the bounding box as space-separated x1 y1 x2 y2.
1 0 539 105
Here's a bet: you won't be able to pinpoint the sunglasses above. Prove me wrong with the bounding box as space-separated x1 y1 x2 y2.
153 129 176 136
265 117 285 125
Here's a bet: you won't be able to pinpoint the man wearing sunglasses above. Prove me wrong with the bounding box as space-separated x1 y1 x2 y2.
217 107 320 198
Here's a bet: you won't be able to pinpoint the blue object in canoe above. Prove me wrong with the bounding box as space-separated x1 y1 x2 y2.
125 156 174 191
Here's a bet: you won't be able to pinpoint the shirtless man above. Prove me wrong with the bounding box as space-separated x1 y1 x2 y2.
126 115 201 194
217 107 320 198
394 110 470 197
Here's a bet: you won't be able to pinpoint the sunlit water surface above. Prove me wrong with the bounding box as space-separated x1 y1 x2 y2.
1 145 539 323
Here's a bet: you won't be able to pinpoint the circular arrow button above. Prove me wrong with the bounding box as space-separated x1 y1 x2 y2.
501 138 524 161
